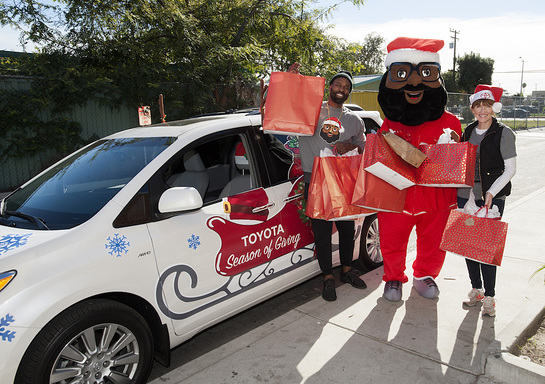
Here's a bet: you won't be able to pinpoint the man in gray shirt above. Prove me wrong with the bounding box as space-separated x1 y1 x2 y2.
299 71 367 301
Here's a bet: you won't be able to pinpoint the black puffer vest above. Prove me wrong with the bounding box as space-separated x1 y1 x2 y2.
462 118 511 199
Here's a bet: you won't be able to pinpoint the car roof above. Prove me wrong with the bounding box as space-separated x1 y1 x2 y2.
107 112 263 139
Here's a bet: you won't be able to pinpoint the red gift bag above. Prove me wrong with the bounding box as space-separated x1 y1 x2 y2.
305 158 326 219
306 153 373 220
263 72 325 136
440 209 508 266
352 168 407 213
363 133 416 190
417 142 477 187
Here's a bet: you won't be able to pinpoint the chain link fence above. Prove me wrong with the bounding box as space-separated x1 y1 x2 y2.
446 92 545 130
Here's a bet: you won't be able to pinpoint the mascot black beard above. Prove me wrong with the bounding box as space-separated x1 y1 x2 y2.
376 37 462 302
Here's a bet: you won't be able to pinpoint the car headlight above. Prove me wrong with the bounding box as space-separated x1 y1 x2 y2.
0 270 16 292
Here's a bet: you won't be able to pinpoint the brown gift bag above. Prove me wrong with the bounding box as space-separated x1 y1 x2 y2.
383 131 427 168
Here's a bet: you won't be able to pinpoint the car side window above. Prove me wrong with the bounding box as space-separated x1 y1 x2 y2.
264 133 300 183
161 133 256 204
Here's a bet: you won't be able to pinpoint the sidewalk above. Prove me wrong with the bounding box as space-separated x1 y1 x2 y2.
148 186 545 384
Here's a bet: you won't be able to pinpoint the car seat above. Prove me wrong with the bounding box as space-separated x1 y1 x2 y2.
167 149 209 198
219 142 251 197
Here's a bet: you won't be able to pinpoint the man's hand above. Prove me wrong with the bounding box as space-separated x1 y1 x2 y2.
335 142 361 155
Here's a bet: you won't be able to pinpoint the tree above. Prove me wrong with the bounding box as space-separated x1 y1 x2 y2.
2 0 371 115
456 52 494 94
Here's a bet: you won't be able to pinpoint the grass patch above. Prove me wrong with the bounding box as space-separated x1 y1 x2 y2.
461 118 545 131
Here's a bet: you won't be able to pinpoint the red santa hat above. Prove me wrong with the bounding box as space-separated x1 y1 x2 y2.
385 37 444 68
323 117 344 132
469 85 503 113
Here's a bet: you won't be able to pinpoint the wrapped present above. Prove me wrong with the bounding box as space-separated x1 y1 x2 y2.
440 209 508 266
262 72 325 136
363 133 416 190
306 151 374 220
416 142 477 187
352 169 407 213
383 131 426 167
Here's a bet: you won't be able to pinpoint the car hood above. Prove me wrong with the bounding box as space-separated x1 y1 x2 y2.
0 226 68 262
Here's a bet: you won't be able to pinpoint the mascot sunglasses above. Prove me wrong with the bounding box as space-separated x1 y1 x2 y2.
388 62 441 83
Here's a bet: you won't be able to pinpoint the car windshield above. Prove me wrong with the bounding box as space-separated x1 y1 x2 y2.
1 137 174 230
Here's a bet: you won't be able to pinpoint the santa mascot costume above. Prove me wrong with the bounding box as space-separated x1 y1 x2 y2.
377 37 462 301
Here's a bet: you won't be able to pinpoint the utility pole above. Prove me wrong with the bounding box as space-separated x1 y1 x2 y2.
449 29 459 77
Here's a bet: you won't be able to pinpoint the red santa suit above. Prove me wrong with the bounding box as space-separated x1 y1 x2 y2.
376 37 462 300
378 113 461 282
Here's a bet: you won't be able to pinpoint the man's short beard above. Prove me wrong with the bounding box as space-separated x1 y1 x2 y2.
330 92 349 105
377 72 448 126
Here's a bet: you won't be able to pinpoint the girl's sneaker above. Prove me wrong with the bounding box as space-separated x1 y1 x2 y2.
482 296 496 317
463 288 484 306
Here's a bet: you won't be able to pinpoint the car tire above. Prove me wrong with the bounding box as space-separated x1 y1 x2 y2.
359 214 383 269
15 299 154 384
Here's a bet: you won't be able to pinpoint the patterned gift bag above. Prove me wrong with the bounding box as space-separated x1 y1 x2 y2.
440 209 508 266
363 133 416 190
416 142 477 187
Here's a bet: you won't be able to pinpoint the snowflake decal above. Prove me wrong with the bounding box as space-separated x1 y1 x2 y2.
187 234 201 250
105 234 130 257
0 234 32 256
0 313 16 342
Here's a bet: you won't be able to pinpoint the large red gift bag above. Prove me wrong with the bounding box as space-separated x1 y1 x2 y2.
352 168 407 213
440 209 508 266
416 142 477 187
306 152 374 220
262 72 325 136
305 157 326 220
363 133 416 190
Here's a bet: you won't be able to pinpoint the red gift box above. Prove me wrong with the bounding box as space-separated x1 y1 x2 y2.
416 142 477 187
306 154 374 220
363 133 416 190
440 209 508 266
262 72 325 136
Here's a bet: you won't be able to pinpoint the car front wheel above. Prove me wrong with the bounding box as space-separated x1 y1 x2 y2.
359 214 383 269
15 299 154 384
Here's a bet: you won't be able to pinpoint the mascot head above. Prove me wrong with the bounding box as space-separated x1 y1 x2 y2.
378 37 448 126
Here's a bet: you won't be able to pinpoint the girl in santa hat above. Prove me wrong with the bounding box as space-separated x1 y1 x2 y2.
457 85 517 316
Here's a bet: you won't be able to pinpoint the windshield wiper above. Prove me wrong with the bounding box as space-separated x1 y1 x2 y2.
4 210 50 230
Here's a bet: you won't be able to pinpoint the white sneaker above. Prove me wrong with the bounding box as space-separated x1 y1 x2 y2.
463 288 484 307
482 296 496 317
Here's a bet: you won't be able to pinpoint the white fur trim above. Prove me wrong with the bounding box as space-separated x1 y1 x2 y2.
469 90 495 105
385 49 441 68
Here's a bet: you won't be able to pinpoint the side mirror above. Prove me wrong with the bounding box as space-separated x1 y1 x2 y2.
158 187 203 213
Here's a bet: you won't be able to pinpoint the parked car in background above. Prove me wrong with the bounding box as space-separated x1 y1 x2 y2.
344 103 365 112
0 110 382 384
353 110 383 135
501 108 529 118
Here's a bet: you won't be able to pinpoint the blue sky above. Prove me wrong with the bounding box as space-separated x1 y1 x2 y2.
2 0 544 95
316 0 545 95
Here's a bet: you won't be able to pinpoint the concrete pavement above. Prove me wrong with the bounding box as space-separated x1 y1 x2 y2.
148 185 545 384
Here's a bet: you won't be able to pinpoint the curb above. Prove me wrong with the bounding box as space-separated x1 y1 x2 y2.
484 297 545 383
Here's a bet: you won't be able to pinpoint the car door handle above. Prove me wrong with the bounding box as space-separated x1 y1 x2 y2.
252 202 275 213
283 193 302 203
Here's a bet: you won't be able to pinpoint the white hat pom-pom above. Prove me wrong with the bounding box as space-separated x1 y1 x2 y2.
492 102 502 113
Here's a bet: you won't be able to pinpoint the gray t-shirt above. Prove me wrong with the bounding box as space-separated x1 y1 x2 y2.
299 102 366 183
457 125 517 200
